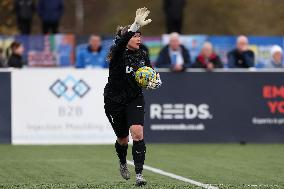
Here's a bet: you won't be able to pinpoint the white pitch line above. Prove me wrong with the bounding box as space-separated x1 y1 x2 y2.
127 160 219 189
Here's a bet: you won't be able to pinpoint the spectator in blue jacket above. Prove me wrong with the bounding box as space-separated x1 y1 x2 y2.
37 0 64 34
155 32 191 72
76 35 108 68
227 35 255 68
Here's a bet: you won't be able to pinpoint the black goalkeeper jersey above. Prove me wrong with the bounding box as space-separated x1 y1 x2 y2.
104 31 151 105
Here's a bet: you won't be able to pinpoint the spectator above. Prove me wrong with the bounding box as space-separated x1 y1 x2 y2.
7 42 26 68
156 32 191 72
0 48 6 68
76 35 108 68
163 0 186 33
14 0 35 35
191 42 223 70
227 35 255 68
266 45 283 68
37 0 64 34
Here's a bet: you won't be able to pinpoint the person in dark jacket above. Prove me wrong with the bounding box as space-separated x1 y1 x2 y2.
14 0 35 34
227 35 255 68
163 0 186 33
192 42 223 71
156 32 190 72
7 42 26 68
37 0 64 34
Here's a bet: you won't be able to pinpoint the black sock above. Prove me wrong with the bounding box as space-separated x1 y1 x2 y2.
132 140 146 174
115 140 128 164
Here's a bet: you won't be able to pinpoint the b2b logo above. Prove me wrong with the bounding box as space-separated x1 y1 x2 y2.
150 103 213 120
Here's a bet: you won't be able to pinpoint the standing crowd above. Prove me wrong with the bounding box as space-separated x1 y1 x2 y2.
14 0 64 35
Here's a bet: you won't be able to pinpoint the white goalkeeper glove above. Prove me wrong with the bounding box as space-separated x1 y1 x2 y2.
147 73 162 90
129 7 152 32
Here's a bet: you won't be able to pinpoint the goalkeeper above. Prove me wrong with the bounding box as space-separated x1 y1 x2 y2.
104 7 161 186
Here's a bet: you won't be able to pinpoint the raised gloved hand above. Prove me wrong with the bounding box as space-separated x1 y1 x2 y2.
147 73 162 90
129 7 152 32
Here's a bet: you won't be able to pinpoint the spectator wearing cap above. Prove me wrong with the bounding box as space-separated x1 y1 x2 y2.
76 35 108 68
191 42 223 71
156 32 191 72
7 41 26 68
266 45 283 68
227 35 255 68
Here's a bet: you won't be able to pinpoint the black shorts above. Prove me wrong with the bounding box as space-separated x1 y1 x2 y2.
104 96 145 138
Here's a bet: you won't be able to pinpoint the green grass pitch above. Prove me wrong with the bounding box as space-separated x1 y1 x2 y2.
0 144 283 189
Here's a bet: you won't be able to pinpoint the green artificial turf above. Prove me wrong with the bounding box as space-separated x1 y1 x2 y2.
0 144 283 189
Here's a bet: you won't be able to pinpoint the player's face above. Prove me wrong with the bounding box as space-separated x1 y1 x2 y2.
127 33 141 50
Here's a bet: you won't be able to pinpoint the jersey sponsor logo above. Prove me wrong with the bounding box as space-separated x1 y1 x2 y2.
125 60 145 74
150 103 213 120
126 66 134 73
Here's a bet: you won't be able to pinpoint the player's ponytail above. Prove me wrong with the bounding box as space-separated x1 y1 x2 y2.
107 25 130 62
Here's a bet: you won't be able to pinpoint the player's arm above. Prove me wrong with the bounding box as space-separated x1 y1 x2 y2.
111 8 152 57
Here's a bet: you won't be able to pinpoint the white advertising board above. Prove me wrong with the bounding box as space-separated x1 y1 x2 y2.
12 69 116 144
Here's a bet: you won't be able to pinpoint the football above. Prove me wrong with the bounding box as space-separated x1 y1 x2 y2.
135 66 157 88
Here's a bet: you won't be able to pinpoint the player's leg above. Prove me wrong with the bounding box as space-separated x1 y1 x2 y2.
130 125 145 174
127 96 147 186
105 111 131 180
105 99 130 180
115 136 131 180
130 124 147 186
116 136 129 164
